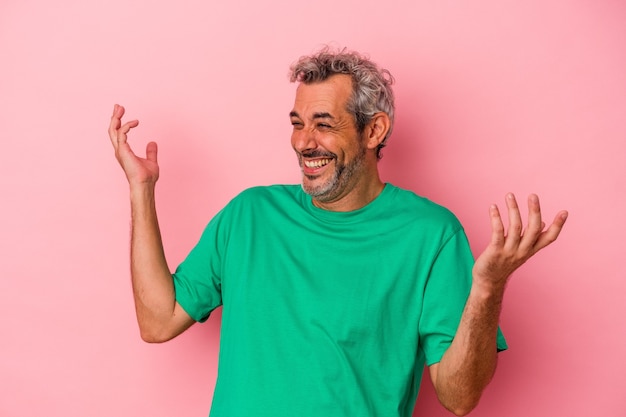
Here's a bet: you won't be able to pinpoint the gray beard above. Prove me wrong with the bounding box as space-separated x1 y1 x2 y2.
301 145 366 203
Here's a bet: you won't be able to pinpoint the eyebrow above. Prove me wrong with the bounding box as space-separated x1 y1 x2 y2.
289 111 335 120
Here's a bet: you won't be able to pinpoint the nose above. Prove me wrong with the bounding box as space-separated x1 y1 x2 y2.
291 128 318 154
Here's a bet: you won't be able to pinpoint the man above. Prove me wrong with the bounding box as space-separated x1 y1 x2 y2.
109 48 567 416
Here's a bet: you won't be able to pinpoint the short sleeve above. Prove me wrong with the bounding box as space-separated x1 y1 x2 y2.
419 229 507 366
172 210 227 323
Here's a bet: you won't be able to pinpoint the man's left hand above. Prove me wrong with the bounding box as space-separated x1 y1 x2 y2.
473 193 568 290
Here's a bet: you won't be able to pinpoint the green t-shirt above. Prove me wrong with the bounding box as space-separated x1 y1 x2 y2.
173 184 507 417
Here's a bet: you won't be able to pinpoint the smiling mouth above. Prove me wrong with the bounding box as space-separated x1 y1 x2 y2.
303 158 333 168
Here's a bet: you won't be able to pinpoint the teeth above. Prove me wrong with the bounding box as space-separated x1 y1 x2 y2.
304 158 332 168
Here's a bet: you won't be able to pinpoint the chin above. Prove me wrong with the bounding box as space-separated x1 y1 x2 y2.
302 181 336 201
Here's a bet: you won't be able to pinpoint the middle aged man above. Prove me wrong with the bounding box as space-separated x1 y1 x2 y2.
109 47 568 417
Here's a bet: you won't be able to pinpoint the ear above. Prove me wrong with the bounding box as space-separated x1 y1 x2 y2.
364 112 391 150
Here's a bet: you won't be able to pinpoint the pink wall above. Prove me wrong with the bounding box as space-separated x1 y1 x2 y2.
1 0 624 416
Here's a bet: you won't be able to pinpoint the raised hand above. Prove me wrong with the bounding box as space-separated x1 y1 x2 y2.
473 193 568 290
109 104 159 186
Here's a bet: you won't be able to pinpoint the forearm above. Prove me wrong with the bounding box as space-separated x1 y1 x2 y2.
432 282 505 416
432 193 567 415
110 105 194 341
129 184 177 342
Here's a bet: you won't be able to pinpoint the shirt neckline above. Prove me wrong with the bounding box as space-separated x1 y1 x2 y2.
301 183 395 224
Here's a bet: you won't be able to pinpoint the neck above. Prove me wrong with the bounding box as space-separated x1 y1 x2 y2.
312 176 385 212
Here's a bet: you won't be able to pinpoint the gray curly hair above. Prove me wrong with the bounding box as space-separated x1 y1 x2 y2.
289 47 395 159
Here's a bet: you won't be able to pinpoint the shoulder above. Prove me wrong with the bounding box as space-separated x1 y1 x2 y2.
205 185 302 232
231 184 301 205
385 184 462 229
222 185 304 217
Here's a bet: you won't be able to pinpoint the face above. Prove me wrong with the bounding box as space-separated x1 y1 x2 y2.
290 75 370 204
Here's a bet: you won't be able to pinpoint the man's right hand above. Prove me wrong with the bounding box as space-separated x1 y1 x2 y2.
108 104 195 343
109 104 159 186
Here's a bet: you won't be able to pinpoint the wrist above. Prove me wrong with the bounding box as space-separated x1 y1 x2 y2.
470 275 507 301
129 182 156 198
129 183 158 219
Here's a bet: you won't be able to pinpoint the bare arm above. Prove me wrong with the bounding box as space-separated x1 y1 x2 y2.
109 104 194 343
430 193 568 415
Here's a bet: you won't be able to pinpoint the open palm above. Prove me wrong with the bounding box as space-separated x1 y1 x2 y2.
473 193 568 288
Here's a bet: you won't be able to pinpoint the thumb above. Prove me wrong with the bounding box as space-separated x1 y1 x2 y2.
146 141 158 163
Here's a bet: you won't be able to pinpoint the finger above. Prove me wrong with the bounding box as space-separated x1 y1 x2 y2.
117 120 139 145
533 210 568 251
112 103 122 118
108 104 123 146
146 141 158 163
488 203 505 248
108 104 138 147
519 194 544 251
504 193 522 249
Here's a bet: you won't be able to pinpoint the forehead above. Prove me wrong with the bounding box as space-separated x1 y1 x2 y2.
292 74 353 117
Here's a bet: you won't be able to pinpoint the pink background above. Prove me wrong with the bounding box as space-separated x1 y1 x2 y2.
1 1 624 416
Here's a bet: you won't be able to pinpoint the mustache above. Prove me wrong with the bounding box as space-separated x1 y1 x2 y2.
299 150 337 159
